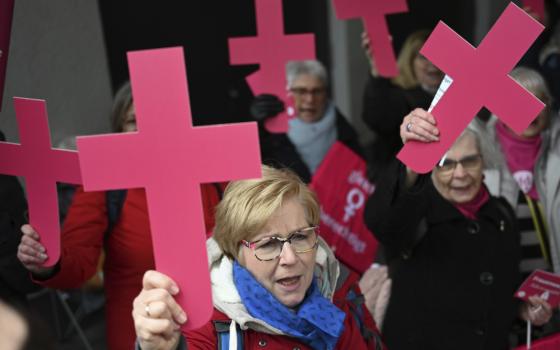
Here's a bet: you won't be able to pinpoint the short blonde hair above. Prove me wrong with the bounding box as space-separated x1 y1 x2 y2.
213 165 320 260
392 30 430 89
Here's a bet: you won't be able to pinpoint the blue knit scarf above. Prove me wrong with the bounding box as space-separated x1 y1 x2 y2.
233 261 345 350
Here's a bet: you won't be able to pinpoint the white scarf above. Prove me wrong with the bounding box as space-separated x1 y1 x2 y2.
287 102 337 174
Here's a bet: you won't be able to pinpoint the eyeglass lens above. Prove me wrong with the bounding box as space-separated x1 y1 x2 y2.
253 227 317 260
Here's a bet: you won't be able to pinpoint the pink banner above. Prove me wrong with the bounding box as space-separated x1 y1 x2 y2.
515 269 560 308
398 3 544 173
514 333 560 350
0 98 82 266
333 0 408 77
0 0 14 111
229 0 315 133
310 142 378 273
76 47 262 331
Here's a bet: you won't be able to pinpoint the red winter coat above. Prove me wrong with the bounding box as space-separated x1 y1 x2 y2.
185 268 386 350
35 184 225 350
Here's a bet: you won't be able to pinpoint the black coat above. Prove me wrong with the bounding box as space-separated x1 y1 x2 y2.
259 108 362 183
361 76 433 166
0 132 40 307
364 161 521 350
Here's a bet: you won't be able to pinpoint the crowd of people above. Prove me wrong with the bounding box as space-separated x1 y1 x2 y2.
2 4 560 350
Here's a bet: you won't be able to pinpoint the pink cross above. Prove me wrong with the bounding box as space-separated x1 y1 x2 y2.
229 0 315 133
333 0 408 77
76 47 262 330
0 98 81 266
398 3 545 173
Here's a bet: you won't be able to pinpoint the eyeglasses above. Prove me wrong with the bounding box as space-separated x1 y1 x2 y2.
241 226 319 261
436 154 482 174
289 87 326 98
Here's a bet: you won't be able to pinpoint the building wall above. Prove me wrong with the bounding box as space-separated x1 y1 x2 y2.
0 0 112 147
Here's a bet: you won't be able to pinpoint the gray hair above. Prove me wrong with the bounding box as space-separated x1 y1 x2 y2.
286 60 328 88
510 66 552 105
438 127 487 168
464 67 553 170
466 117 502 170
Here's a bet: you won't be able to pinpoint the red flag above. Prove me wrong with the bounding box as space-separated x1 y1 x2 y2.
310 142 378 273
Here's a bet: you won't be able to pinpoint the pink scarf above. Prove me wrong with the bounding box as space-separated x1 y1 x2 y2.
495 121 542 200
454 184 490 220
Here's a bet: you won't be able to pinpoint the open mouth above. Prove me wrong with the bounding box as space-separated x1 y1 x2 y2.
450 185 471 193
300 108 316 114
277 276 301 289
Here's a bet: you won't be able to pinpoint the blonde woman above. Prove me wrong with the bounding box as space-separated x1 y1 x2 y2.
132 166 384 350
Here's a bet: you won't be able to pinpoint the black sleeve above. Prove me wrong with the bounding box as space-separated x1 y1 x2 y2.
258 125 312 183
0 175 40 304
335 110 364 158
363 159 431 252
361 75 411 137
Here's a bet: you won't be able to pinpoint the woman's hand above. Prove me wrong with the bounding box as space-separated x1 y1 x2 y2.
361 31 378 77
400 108 440 144
359 264 392 328
133 270 187 350
399 108 440 186
520 296 553 326
17 224 56 278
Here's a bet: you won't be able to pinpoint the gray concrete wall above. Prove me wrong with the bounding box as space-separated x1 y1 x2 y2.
0 0 112 147
474 0 511 45
327 1 373 146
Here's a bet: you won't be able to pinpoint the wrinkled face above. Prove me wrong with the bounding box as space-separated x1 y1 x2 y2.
122 104 137 132
239 197 317 308
432 133 484 204
520 109 547 138
515 93 548 138
288 74 328 123
413 54 444 93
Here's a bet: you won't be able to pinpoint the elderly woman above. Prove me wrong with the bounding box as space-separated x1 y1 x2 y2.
132 166 384 350
363 109 552 350
250 60 362 183
469 67 560 278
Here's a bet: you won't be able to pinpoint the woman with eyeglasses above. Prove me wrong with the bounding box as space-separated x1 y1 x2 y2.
363 109 552 350
249 60 362 184
132 165 385 350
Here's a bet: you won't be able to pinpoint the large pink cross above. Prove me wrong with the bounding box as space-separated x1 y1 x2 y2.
76 47 261 330
0 98 81 266
229 0 315 133
333 0 408 77
398 3 545 173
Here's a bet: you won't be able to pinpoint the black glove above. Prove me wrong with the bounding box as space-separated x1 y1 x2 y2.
250 94 285 122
